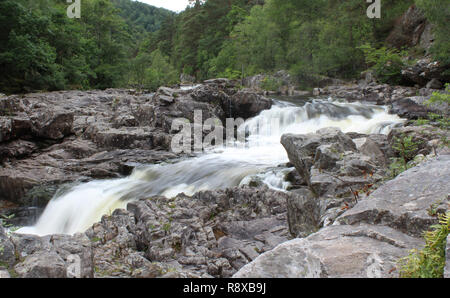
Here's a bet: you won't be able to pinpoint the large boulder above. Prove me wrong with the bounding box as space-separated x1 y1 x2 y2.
14 250 67 278
228 90 272 119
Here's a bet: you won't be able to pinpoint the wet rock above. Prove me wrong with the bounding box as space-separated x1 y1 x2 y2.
389 98 431 119
281 127 358 194
229 91 272 119
233 224 424 278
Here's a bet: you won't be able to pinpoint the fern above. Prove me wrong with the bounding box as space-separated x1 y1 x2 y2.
399 212 450 278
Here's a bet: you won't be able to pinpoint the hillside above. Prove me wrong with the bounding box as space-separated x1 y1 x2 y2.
112 0 175 33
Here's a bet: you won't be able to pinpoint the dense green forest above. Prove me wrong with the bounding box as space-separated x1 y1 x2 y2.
0 0 449 94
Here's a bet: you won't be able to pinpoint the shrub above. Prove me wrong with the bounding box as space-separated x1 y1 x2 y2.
399 212 449 278
359 44 407 85
260 76 282 92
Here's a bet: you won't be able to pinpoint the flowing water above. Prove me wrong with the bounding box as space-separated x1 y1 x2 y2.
17 97 405 236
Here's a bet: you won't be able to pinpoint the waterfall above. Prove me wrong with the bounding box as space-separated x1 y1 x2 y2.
17 98 404 236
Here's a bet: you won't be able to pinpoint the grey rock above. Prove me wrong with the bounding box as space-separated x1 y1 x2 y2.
0 269 10 278
389 98 431 119
286 188 322 238
337 155 450 237
14 250 67 278
388 125 449 157
234 224 424 278
0 225 16 267
229 90 272 119
426 79 443 90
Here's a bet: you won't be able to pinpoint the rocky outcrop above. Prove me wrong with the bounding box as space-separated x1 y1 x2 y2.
9 232 93 278
401 58 449 87
234 155 449 278
0 82 273 217
1 186 299 278
386 5 428 50
280 127 395 236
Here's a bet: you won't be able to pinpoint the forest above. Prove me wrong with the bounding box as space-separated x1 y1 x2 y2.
0 0 448 93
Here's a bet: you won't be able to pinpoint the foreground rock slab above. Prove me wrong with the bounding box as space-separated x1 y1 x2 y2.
234 224 423 278
337 155 450 237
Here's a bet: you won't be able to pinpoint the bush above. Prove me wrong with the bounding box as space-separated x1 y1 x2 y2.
399 212 449 278
260 76 282 92
359 44 407 85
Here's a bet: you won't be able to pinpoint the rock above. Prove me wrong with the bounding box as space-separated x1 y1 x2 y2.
286 188 322 238
123 186 290 277
445 235 450 278
389 98 431 119
31 110 74 140
388 125 449 157
356 137 387 166
0 269 10 278
48 233 94 278
229 90 272 119
0 225 16 267
401 58 449 87
426 79 443 90
281 127 357 194
14 250 67 278
0 117 32 143
386 4 427 49
234 224 424 278
337 155 450 237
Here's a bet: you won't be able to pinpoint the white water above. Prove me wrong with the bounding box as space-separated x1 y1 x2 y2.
18 98 404 236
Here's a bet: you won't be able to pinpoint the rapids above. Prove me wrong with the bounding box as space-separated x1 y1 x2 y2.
17 97 404 236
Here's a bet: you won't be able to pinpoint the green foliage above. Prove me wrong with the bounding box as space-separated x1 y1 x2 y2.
425 84 450 130
389 134 420 177
0 0 174 93
428 83 450 106
399 212 450 278
359 44 407 84
128 49 178 91
260 77 282 92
